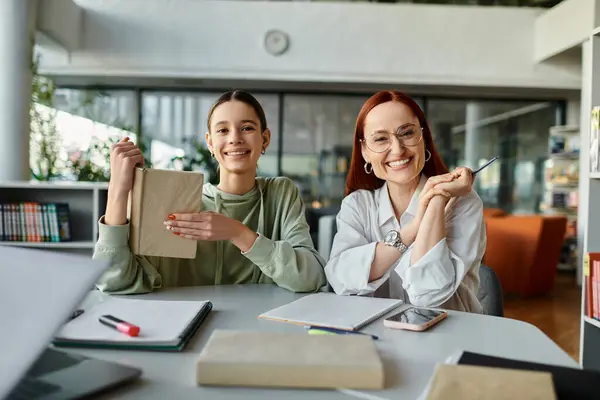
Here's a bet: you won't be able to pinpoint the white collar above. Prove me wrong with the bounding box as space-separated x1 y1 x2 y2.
378 174 427 227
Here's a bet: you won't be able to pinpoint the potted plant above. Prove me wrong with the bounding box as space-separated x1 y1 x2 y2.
169 138 219 184
30 55 62 181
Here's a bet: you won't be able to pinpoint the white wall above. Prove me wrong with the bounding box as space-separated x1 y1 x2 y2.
37 0 580 91
534 0 594 62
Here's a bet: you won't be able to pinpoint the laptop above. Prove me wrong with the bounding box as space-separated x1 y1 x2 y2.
0 246 142 400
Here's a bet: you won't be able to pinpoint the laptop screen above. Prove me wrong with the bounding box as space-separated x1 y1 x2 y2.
0 246 108 399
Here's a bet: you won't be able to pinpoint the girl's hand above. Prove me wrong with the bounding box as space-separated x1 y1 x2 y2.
164 211 258 252
108 137 144 199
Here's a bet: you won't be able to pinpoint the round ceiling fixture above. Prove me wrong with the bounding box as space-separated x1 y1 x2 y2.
264 30 290 56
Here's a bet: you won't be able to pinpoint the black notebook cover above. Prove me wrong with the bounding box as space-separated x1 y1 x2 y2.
457 351 600 400
53 301 213 352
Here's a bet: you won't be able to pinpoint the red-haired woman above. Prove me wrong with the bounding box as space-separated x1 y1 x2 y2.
324 91 485 312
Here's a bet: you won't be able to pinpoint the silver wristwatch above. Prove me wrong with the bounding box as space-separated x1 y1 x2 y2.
383 230 409 254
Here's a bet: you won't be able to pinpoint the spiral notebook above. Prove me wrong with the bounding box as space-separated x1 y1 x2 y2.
53 297 212 352
258 293 403 331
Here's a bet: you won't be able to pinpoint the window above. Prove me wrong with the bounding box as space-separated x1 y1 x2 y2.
43 86 563 217
141 92 280 176
427 99 559 213
53 89 137 130
281 94 368 206
31 89 137 181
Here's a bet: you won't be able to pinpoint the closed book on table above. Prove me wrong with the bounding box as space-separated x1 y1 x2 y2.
258 292 402 331
456 351 600 400
425 364 556 400
128 167 204 259
196 330 385 389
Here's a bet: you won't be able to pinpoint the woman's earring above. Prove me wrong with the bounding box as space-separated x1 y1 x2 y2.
210 152 215 158
424 149 431 162
261 149 266 155
364 162 373 174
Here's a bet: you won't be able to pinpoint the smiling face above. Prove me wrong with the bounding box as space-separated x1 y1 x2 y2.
361 101 426 185
205 100 270 175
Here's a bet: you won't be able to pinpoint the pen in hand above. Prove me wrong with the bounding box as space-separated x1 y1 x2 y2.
444 156 499 213
99 315 140 337
472 156 499 176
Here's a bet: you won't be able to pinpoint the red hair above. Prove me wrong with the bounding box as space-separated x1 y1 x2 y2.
346 91 448 195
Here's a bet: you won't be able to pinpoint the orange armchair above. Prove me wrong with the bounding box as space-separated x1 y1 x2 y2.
483 213 567 297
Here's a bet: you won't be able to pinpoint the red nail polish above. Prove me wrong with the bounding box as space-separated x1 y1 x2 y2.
168 214 176 220
173 232 180 236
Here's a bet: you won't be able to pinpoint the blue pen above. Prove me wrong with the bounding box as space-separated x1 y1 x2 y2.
307 326 379 340
473 156 499 176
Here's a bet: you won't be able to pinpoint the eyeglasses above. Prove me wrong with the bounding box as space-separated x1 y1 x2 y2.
361 125 423 153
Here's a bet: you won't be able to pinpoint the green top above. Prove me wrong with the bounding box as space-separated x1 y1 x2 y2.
93 177 327 294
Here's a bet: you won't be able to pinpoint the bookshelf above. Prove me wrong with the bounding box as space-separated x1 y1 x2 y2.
542 125 579 271
0 181 108 255
580 29 600 372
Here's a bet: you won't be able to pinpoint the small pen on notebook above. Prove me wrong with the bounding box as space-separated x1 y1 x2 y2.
99 315 140 337
306 326 379 340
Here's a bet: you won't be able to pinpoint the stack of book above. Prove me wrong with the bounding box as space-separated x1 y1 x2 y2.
584 252 600 321
0 202 71 242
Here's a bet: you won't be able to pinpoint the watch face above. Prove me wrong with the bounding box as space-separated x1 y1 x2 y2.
385 230 399 243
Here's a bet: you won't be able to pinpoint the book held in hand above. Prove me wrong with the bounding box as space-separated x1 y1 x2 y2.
128 167 204 259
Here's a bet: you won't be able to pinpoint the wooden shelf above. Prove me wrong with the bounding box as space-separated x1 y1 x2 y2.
546 181 579 188
549 152 579 160
0 241 96 249
550 125 580 134
0 181 108 190
585 317 600 330
557 263 577 272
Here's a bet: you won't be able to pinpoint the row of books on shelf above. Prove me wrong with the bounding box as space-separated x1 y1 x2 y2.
549 125 580 157
542 190 578 209
0 202 71 242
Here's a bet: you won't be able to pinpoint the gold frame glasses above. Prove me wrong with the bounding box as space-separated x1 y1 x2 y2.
361 125 424 153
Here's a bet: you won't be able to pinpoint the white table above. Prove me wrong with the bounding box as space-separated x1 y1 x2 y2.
62 285 578 399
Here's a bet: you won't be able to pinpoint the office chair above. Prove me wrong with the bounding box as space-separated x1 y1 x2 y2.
477 264 504 317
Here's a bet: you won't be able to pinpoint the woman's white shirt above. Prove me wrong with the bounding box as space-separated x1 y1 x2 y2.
324 174 486 313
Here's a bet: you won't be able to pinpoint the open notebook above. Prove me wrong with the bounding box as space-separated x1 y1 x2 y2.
258 292 403 331
53 297 212 351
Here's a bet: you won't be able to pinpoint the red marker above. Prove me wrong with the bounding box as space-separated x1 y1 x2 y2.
99 315 140 337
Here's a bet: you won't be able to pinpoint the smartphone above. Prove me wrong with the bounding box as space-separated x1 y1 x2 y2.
383 307 447 331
